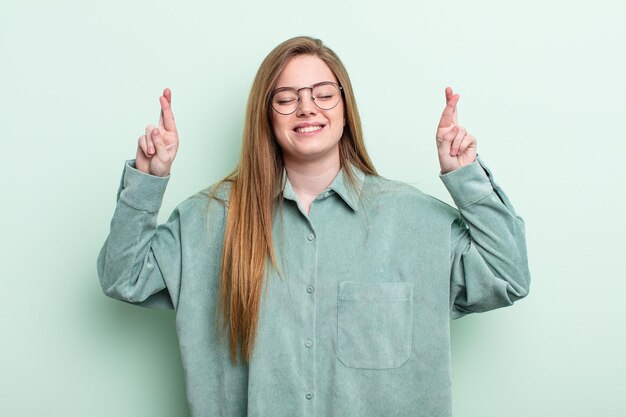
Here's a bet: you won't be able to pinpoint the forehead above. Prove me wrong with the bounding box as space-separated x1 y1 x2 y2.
274 55 338 88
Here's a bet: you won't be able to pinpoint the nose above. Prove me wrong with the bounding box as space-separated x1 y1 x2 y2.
296 89 317 116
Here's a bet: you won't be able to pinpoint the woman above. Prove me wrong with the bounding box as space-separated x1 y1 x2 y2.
98 36 530 417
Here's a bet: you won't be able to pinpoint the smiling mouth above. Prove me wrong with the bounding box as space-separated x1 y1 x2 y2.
294 125 325 133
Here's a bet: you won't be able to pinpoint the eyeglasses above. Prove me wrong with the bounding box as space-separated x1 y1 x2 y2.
270 81 343 115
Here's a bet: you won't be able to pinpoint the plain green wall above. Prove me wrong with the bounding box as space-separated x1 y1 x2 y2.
2 0 625 416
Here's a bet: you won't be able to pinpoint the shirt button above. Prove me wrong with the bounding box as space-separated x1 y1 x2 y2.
306 285 314 293
305 392 313 400
307 233 315 241
305 339 313 348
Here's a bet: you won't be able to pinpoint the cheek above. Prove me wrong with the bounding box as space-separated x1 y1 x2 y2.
270 115 285 141
337 105 346 128
271 121 291 151
335 109 346 132
271 113 291 133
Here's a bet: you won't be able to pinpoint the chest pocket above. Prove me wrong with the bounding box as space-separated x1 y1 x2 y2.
336 281 413 369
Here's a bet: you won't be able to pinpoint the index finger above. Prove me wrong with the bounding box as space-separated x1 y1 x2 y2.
158 88 177 132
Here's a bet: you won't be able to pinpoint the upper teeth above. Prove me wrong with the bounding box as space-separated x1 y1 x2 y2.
296 125 323 133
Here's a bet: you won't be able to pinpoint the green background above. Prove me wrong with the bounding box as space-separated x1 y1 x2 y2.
2 0 624 416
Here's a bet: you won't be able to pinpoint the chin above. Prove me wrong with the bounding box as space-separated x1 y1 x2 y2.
287 145 340 163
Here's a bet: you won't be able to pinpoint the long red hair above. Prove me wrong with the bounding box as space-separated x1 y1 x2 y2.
216 36 377 364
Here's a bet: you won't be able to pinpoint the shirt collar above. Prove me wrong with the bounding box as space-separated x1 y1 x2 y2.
280 164 365 212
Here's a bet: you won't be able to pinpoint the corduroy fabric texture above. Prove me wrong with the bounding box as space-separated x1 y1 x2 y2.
97 155 530 417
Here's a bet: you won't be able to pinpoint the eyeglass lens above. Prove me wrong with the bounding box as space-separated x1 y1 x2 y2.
272 83 341 115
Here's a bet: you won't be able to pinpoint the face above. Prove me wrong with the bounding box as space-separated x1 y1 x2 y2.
270 54 345 166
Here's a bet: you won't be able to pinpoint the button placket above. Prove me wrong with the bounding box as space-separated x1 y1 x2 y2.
303 225 317 416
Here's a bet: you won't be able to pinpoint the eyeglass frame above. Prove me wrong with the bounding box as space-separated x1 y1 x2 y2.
269 81 344 115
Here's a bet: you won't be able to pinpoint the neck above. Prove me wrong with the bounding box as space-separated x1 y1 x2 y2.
284 153 341 213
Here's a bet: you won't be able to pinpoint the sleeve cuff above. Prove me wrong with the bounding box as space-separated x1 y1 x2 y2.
439 155 495 208
116 159 170 212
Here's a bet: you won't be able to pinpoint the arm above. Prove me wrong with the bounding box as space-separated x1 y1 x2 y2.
440 156 530 319
97 160 181 309
97 88 182 309
433 87 530 318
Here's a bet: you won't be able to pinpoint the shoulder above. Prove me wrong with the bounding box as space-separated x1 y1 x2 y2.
197 180 233 203
362 174 460 221
171 180 233 220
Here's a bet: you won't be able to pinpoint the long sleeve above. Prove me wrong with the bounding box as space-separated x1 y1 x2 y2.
440 155 531 319
97 160 181 310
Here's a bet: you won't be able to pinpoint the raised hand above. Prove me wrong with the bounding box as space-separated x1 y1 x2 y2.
435 87 477 174
136 88 179 177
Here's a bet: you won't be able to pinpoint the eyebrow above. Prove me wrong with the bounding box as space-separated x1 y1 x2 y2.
272 81 337 91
